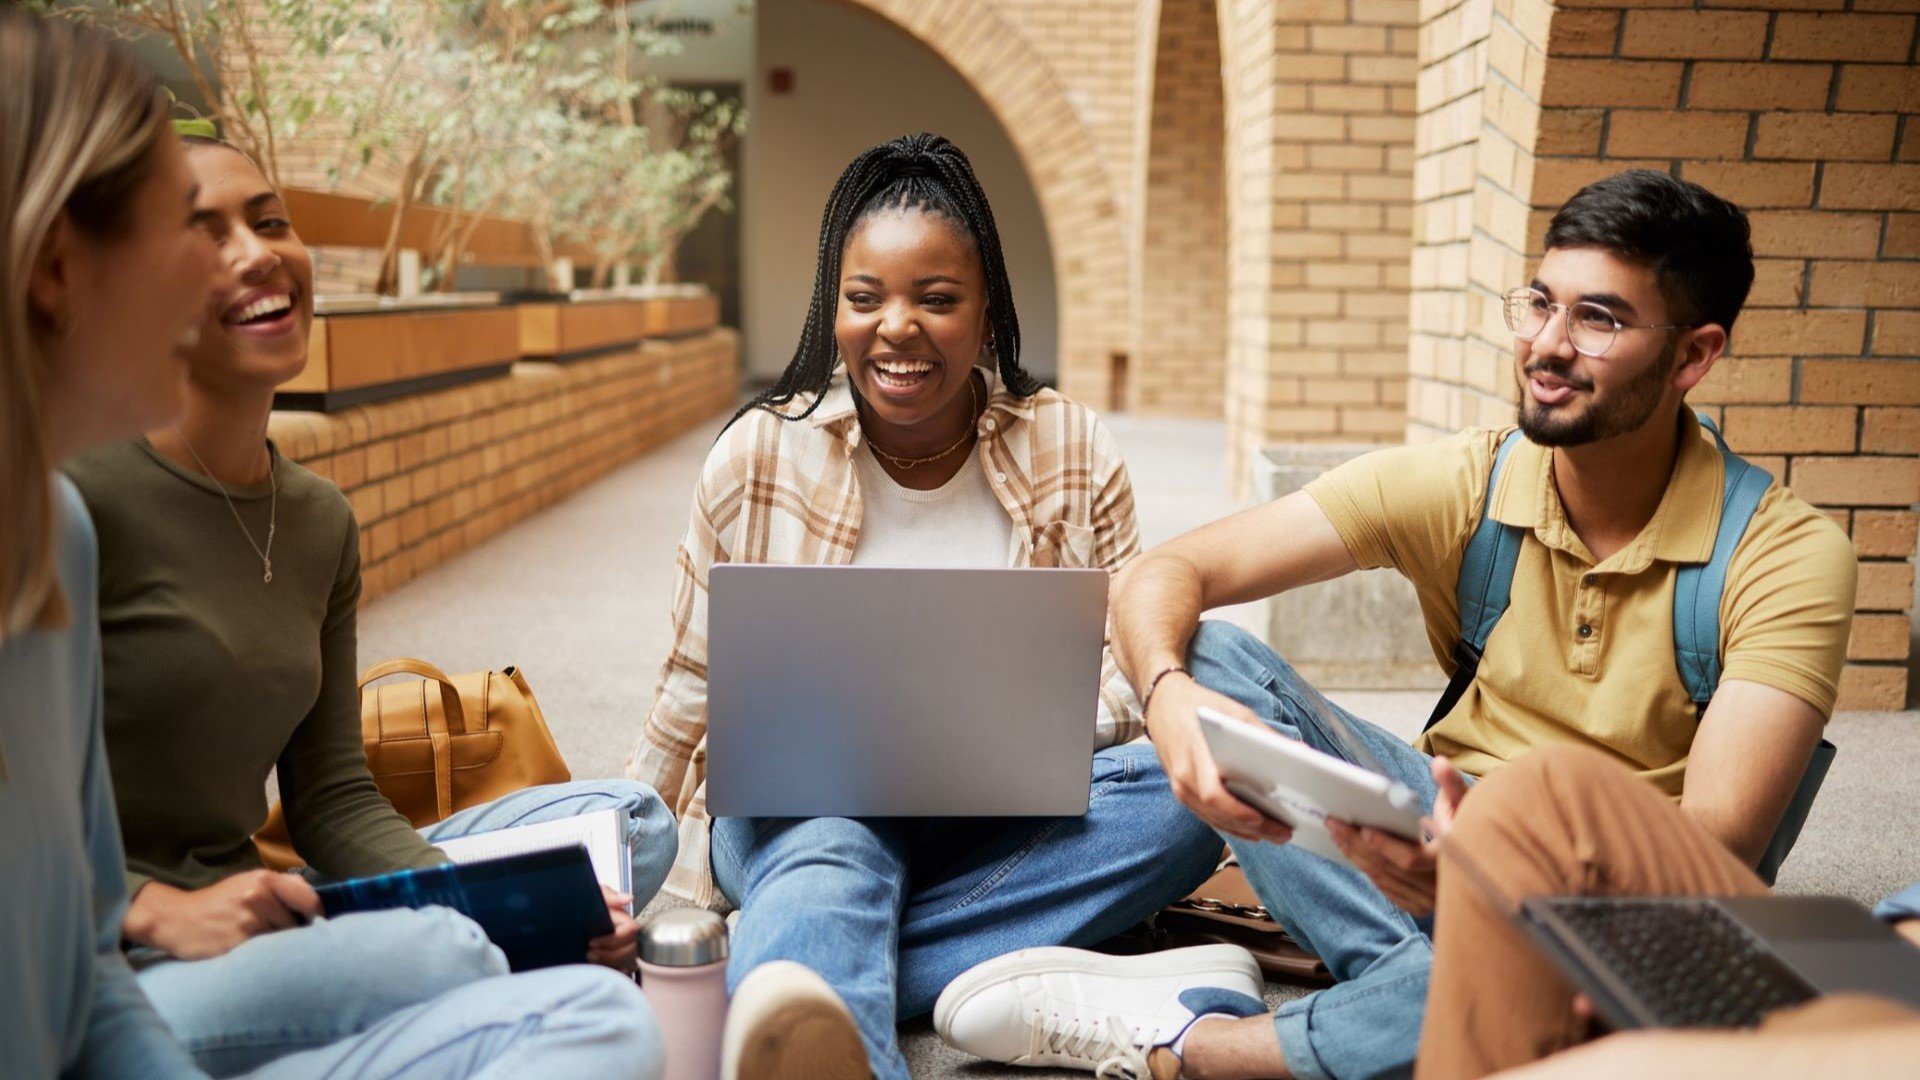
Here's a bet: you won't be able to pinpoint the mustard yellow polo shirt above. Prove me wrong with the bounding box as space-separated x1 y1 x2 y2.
1304 420 1856 795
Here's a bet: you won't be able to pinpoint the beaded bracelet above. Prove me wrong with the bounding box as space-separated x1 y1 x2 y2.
1139 664 1191 731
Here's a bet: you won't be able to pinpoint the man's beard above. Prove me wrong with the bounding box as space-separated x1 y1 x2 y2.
1517 340 1676 447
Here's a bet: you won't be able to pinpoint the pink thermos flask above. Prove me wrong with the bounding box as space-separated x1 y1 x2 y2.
637 908 731 1080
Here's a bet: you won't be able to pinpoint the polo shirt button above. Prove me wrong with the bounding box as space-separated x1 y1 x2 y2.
995 472 1008 483
984 417 996 431
1577 623 1593 638
1583 574 1597 586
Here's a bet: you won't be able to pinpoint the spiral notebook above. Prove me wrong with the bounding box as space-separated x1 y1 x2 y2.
432 807 633 907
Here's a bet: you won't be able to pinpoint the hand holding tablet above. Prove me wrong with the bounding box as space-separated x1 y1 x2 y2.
1196 706 1424 870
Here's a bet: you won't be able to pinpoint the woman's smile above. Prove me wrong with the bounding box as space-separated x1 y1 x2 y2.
867 353 943 400
220 285 301 340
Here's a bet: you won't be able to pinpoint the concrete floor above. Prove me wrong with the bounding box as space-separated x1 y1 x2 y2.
360 406 1920 1077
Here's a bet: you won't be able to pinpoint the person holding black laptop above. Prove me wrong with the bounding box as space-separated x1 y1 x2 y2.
936 170 1863 1079
624 133 1239 1080
1416 744 1919 1079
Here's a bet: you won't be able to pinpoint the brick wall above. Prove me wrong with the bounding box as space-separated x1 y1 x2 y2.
1222 0 1420 488
1131 0 1228 416
1409 0 1919 708
993 0 1145 213
309 248 382 297
266 330 739 605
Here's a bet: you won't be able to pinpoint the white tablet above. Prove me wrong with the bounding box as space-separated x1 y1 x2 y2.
1197 707 1423 869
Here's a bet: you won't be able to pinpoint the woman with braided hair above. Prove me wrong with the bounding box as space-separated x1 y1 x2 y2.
626 133 1237 1078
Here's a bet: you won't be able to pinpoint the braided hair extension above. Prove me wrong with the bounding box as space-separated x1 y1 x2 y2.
727 133 1042 430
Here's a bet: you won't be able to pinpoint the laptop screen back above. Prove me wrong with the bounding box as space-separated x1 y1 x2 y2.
705 565 1107 817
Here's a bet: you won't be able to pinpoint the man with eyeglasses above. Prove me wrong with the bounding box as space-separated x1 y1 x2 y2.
935 169 1859 1079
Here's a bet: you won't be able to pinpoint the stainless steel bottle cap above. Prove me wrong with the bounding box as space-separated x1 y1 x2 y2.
639 907 730 967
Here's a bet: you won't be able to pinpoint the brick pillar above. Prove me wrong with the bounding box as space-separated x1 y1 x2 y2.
1221 0 1418 493
1411 0 1920 709
1131 0 1228 417
1408 0 1548 440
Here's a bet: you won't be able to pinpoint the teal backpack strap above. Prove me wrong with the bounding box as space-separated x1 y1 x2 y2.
1676 410 1834 886
1426 429 1526 732
1673 411 1774 705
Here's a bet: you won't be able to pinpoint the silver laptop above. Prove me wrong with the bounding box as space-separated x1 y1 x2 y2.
705 565 1107 818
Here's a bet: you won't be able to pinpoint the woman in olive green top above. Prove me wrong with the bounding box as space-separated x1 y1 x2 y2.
64 134 678 1076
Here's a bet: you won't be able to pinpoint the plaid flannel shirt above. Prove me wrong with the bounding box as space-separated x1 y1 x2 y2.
625 367 1145 908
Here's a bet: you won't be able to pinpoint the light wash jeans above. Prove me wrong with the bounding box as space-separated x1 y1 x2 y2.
711 742 1223 1080
246 966 663 1080
136 778 677 1077
1187 621 1446 1080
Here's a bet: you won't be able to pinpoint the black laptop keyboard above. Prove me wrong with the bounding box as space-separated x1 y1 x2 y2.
1542 898 1818 1028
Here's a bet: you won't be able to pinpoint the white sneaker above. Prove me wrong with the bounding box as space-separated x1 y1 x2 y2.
933 944 1266 1077
721 961 871 1080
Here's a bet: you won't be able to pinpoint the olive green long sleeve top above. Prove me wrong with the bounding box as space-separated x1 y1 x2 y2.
66 438 442 897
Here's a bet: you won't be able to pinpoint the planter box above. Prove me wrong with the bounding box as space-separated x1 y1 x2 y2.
1257 444 1446 691
644 294 721 338
283 188 595 268
277 303 520 412
269 328 742 605
518 300 651 361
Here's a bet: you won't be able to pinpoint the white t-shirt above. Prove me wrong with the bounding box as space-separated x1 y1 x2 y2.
850 444 1013 568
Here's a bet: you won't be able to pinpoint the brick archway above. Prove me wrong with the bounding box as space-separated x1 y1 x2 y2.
832 0 1131 404
1130 0 1228 417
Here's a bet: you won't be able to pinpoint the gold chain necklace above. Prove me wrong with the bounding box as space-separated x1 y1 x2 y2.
868 375 980 471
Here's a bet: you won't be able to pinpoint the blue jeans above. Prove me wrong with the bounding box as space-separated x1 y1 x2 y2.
247 966 663 1080
137 779 677 1076
710 742 1222 1080
421 777 680 900
1187 622 1444 1080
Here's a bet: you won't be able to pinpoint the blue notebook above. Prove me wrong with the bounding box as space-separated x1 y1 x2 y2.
316 844 613 971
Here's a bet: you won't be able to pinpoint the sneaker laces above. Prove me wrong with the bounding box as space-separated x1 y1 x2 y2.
1027 1009 1154 1078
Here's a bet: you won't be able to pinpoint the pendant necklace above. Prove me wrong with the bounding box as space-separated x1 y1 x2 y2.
175 431 277 584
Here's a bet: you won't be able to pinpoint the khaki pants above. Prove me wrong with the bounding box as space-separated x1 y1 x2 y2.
1414 745 1918 1079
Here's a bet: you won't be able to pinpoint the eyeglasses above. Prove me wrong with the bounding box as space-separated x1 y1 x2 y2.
1501 287 1698 359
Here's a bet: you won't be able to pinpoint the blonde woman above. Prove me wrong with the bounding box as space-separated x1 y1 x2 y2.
0 10 662 1078
64 128 679 1075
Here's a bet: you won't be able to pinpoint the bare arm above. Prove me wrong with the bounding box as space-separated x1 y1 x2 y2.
1111 490 1358 689
1680 678 1824 867
1113 491 1358 842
